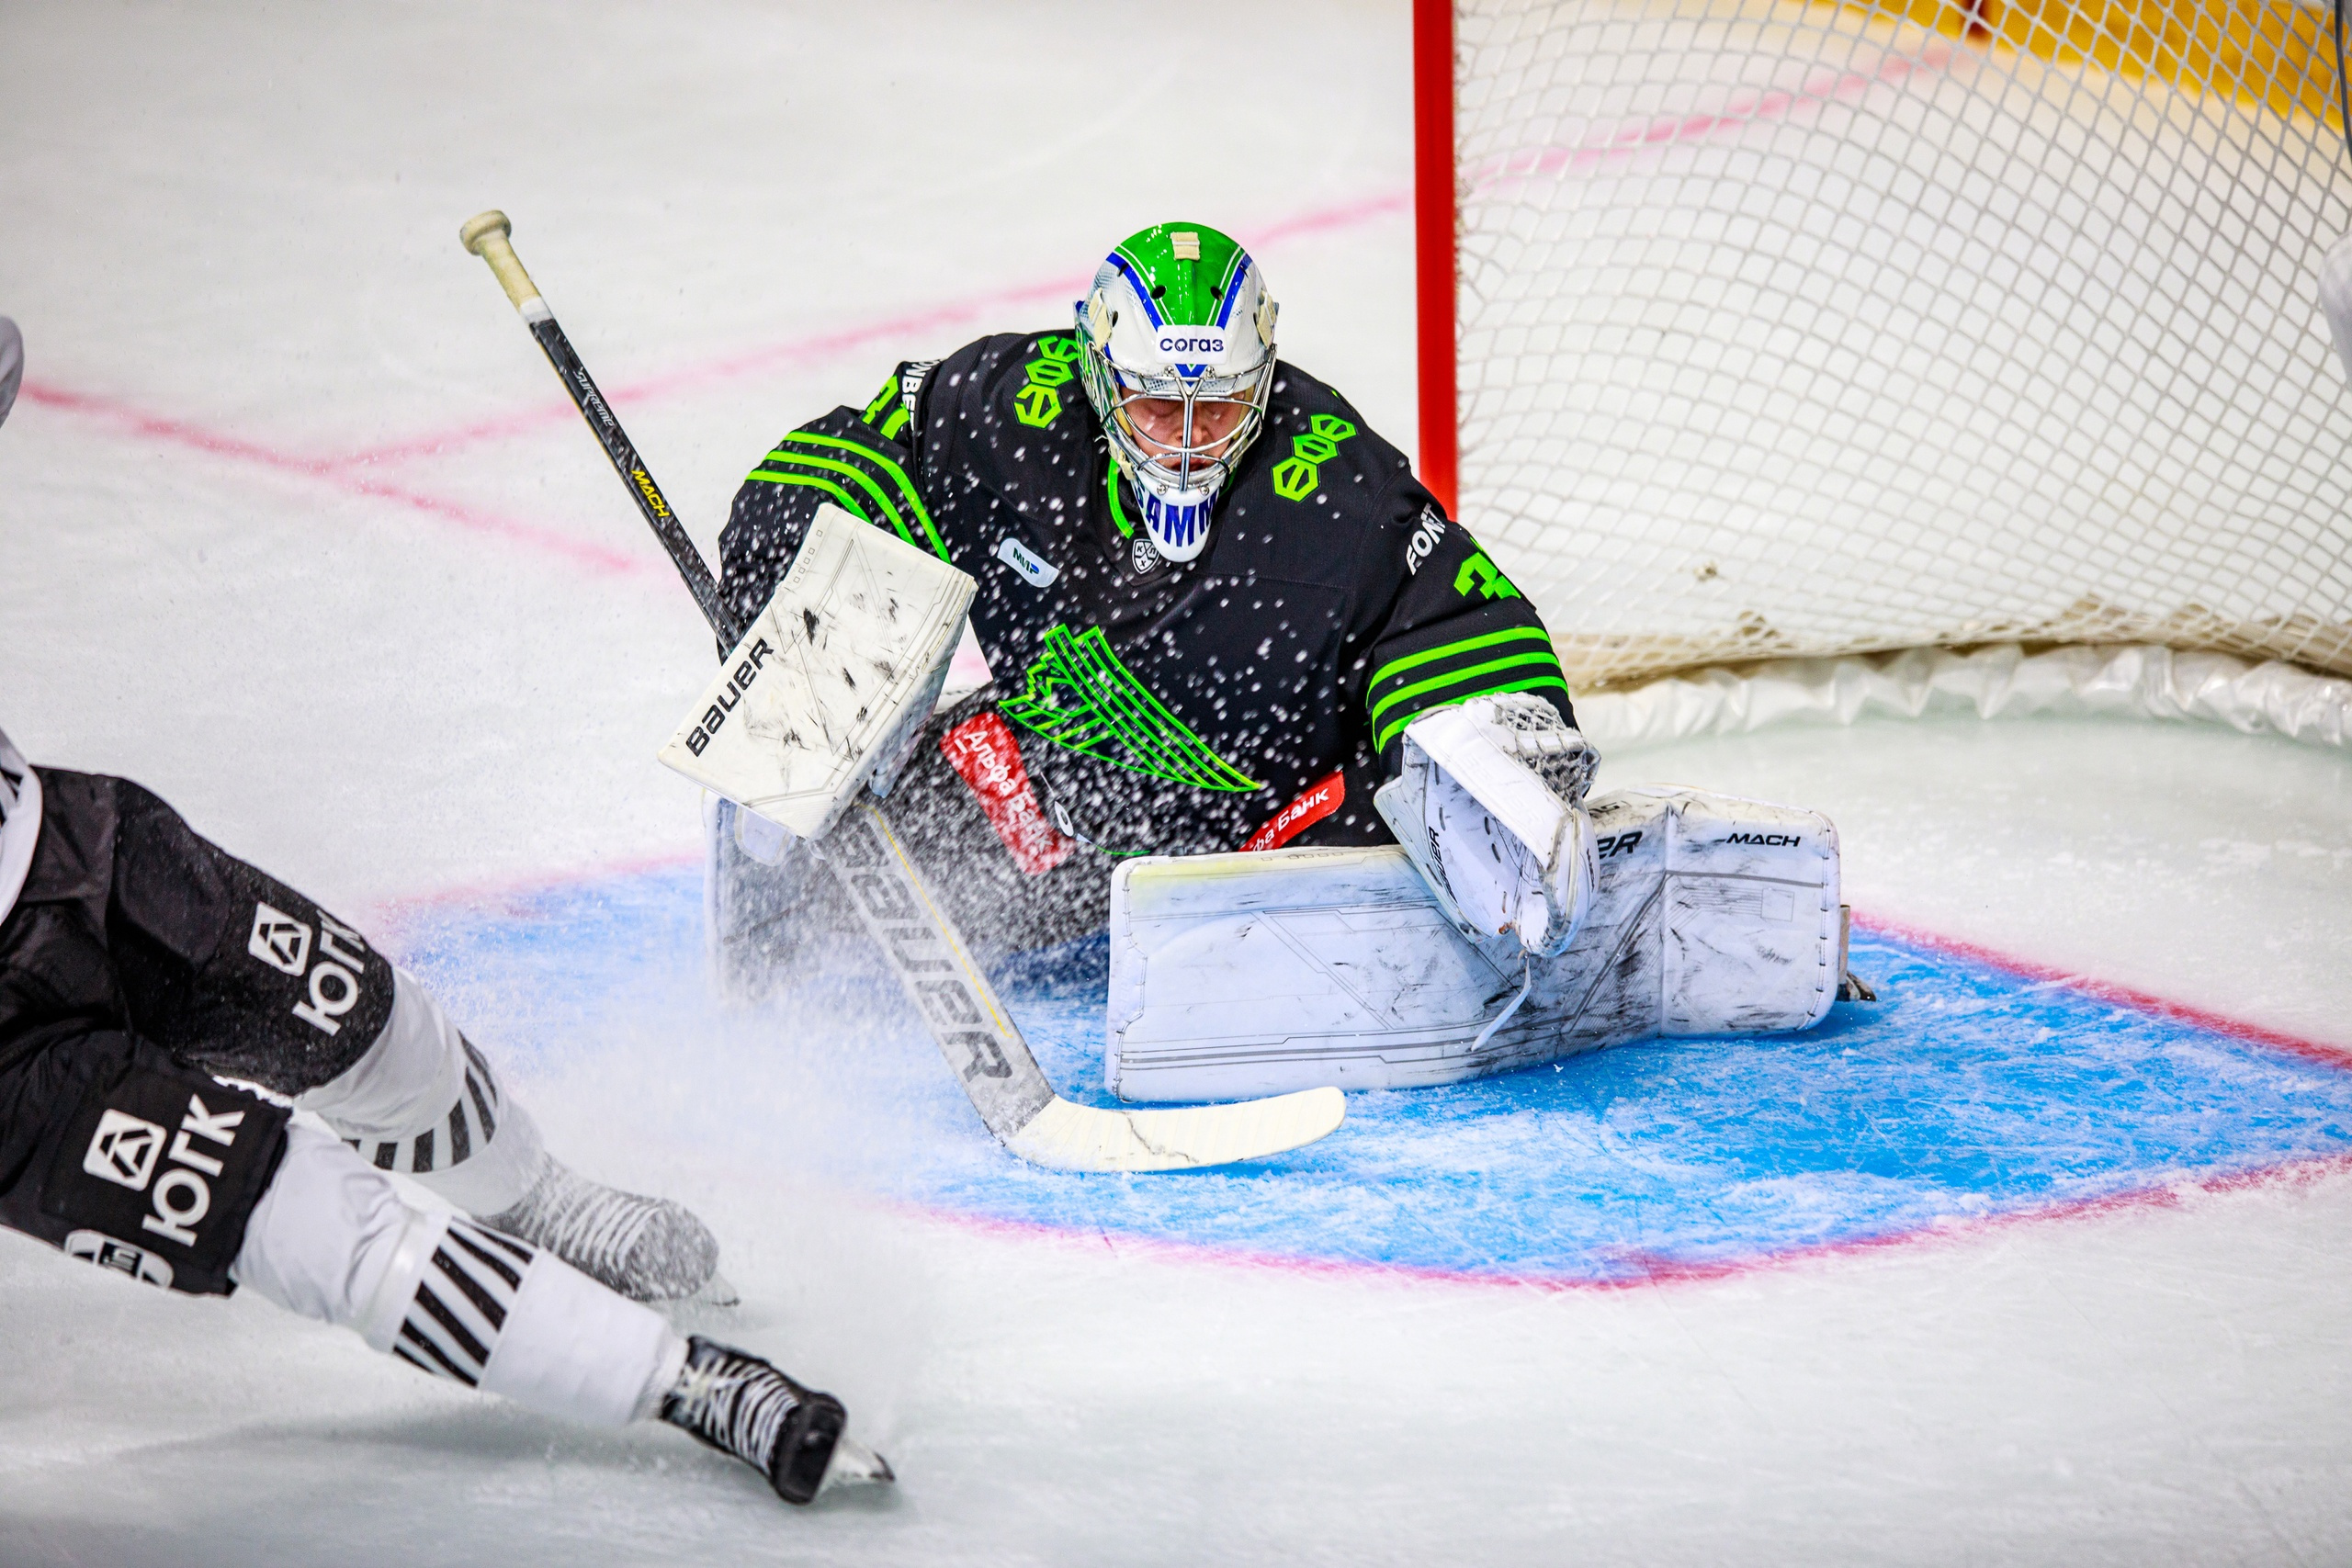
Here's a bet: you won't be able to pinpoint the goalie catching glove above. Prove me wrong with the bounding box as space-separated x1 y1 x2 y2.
1373 693 1600 957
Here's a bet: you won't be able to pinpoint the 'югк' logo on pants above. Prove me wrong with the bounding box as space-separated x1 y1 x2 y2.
84 1108 165 1190
81 1096 248 1247
248 900 371 1035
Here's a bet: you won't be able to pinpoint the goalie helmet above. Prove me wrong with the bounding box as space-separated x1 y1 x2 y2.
1076 223 1276 563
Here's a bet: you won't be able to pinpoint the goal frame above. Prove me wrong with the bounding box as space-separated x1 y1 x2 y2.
1413 0 1459 519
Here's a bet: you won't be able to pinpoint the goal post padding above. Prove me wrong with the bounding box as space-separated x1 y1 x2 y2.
1419 0 2352 694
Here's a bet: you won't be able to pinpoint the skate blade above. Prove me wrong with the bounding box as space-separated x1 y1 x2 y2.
686 1269 741 1308
820 1435 896 1493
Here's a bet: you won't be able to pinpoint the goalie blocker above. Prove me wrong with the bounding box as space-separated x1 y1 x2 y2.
1106 785 1847 1102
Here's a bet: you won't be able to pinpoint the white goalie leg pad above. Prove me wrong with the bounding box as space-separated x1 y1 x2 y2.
299 969 545 1216
657 504 977 841
1107 786 1840 1101
1374 694 1600 955
233 1128 685 1426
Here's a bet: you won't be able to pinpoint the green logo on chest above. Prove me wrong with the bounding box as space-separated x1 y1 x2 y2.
1012 335 1082 429
999 625 1261 793
1270 413 1357 501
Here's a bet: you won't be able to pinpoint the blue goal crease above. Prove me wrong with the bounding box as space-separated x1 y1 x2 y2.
385 863 2352 1287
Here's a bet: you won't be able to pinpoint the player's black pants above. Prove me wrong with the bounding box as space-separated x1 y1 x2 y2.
0 771 395 1292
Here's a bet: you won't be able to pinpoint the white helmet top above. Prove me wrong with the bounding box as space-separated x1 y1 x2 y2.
1076 223 1276 563
0 333 38 921
0 727 40 927
0 316 19 432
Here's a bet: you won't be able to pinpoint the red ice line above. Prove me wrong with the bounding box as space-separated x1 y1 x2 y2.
910 911 2352 1292
17 189 1411 570
331 188 1414 470
17 380 653 579
363 847 702 936
1464 39 1962 191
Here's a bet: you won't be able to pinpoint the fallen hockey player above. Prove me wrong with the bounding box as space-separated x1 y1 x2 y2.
693 223 1852 1100
0 320 888 1507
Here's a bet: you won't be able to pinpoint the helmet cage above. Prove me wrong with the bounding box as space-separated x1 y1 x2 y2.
1080 349 1273 515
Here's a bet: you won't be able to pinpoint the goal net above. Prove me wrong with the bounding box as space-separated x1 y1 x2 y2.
1424 0 2352 692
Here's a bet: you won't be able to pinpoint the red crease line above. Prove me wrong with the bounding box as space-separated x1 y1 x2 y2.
366 847 703 936
358 857 2352 1293
890 1146 2352 1296
1849 909 2352 1071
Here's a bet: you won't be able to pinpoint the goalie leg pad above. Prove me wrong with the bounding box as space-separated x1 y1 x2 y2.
1107 786 1840 1101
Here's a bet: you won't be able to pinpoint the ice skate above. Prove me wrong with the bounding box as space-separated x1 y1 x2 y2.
660 1336 894 1506
481 1156 721 1303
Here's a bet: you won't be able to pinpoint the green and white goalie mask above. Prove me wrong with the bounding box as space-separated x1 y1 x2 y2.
1077 223 1276 562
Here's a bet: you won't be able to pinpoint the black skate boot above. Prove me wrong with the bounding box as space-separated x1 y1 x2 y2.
660 1336 894 1506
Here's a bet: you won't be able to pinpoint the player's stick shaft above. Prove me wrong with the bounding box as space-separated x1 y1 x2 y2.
458 211 739 646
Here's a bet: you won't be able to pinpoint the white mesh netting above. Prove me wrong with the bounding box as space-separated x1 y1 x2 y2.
1453 0 2352 689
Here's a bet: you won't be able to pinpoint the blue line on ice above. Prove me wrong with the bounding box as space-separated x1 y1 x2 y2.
389 864 2352 1285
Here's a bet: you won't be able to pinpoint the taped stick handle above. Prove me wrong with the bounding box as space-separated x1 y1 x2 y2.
459 210 546 315
458 209 740 647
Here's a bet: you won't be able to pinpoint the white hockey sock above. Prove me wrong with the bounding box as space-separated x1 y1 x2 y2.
232 1127 686 1427
299 968 546 1215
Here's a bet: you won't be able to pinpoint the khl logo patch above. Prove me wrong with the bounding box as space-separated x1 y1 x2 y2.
83 1109 166 1190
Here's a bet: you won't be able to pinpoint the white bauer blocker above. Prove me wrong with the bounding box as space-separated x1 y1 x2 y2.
1106 786 1843 1103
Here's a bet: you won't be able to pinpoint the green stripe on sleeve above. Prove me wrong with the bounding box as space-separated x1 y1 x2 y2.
1374 673 1573 751
1368 625 1555 694
1104 463 1136 538
1369 648 1565 732
741 469 877 532
781 432 947 560
756 447 911 544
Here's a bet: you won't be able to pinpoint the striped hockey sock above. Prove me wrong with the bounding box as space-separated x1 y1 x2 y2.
387 1217 535 1388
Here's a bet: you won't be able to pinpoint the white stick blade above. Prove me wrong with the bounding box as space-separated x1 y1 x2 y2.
1003 1088 1344 1173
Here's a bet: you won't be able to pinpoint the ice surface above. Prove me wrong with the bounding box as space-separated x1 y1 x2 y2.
4 4 2351 1565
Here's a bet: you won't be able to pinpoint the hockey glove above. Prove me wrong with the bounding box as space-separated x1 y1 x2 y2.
1373 693 1600 957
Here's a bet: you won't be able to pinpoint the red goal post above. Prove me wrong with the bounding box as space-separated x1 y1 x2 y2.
1413 0 2352 698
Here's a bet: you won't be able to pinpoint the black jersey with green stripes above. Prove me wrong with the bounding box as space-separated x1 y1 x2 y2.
717 330 1575 858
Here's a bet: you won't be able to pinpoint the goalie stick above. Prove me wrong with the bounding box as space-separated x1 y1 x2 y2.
457 211 1343 1172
